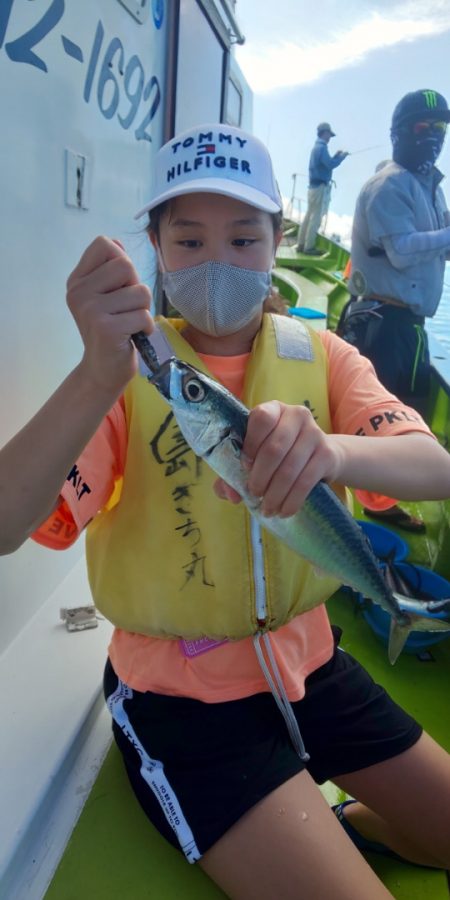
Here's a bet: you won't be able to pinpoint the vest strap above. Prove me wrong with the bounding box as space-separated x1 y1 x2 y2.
139 315 315 380
271 314 314 361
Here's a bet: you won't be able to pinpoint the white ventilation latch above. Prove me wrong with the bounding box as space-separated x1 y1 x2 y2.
60 606 98 632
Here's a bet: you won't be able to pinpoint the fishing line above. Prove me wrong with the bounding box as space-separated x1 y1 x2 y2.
348 144 385 155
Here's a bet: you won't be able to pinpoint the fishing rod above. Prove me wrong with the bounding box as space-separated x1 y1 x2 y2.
347 144 385 156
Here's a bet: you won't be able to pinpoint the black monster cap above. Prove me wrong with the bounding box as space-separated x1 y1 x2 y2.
391 89 450 131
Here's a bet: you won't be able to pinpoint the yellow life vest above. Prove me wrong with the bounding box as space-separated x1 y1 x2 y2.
86 314 346 639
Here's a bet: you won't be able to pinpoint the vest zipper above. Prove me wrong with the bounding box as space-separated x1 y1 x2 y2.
250 517 267 626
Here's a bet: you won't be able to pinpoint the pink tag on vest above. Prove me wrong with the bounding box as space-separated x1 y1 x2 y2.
180 637 228 657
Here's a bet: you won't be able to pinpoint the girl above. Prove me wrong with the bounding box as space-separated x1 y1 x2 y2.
1 123 450 900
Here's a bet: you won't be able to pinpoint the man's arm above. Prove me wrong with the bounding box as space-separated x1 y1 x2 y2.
383 227 450 269
320 144 348 171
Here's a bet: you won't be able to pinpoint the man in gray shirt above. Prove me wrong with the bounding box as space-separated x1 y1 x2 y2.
340 89 450 417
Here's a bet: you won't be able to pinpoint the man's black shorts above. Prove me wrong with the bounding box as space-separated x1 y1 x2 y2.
338 299 429 412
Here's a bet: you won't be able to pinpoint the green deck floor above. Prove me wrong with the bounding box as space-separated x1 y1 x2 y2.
45 588 449 900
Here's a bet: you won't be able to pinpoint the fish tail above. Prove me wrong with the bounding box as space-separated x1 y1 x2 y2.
388 618 412 665
388 614 450 665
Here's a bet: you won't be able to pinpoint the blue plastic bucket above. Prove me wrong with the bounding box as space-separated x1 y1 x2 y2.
356 520 408 563
362 562 450 653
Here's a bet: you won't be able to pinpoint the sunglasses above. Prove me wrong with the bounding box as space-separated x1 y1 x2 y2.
412 120 447 136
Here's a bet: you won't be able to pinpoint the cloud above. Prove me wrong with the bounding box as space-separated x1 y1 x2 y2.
236 5 450 94
282 194 353 248
323 211 353 249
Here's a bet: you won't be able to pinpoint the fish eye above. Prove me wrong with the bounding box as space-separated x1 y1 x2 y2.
183 376 206 403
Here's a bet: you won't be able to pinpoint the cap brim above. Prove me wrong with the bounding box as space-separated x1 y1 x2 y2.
400 111 450 126
135 178 282 219
428 111 450 122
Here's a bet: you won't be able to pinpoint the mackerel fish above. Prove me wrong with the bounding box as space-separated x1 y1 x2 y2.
148 356 450 664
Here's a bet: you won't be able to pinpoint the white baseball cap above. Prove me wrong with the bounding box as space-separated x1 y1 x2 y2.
134 123 282 218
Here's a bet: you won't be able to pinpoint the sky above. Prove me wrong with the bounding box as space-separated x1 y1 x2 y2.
234 0 450 246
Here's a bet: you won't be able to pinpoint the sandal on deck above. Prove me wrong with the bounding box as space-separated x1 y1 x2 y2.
362 505 426 534
332 800 406 861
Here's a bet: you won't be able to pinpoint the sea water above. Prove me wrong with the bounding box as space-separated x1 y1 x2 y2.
428 262 450 353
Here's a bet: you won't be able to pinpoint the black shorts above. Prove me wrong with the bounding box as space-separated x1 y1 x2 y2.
103 628 422 862
338 300 430 413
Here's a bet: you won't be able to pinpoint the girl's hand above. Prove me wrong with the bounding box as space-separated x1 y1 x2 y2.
66 236 154 395
214 401 342 517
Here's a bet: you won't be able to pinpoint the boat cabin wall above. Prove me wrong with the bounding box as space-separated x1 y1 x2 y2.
0 0 163 652
174 0 253 135
0 0 251 655
0 2 252 895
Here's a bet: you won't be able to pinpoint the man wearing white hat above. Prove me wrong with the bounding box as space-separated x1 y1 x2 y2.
297 122 348 255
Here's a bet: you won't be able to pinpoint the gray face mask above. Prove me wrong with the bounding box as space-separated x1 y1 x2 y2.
161 260 272 336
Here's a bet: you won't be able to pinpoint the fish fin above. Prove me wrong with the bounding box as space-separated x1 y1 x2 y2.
405 615 450 633
313 566 328 579
388 618 411 665
392 591 413 606
388 613 450 665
